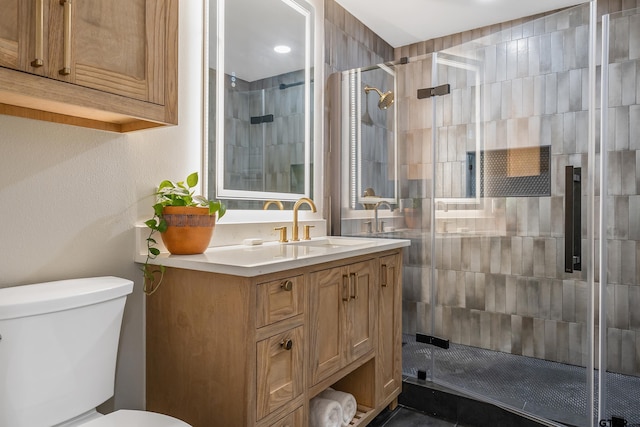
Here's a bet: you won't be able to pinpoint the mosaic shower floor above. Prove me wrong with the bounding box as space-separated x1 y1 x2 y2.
402 334 640 427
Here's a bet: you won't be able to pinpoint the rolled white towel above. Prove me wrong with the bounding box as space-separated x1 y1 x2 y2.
309 397 343 427
319 388 357 427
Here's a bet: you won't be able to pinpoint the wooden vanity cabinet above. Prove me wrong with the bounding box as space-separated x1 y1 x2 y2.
0 0 177 132
146 249 403 427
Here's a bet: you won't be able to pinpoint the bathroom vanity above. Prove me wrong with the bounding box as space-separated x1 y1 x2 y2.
143 237 408 427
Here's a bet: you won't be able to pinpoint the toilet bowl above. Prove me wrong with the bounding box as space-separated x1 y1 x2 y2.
79 410 190 427
0 277 192 427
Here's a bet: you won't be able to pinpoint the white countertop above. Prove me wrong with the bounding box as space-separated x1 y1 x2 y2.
135 236 410 277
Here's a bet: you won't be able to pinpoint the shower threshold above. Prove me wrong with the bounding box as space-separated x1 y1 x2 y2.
401 333 640 427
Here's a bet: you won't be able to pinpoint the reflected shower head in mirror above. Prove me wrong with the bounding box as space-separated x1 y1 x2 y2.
364 85 394 110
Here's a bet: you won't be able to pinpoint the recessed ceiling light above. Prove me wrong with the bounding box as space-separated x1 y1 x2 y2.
274 45 291 54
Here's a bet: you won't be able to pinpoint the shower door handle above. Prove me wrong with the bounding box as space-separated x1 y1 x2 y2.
565 166 581 272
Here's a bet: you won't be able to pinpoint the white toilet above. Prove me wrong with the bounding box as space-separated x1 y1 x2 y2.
0 276 191 427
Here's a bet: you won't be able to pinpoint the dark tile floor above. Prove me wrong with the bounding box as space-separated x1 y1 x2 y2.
369 406 465 427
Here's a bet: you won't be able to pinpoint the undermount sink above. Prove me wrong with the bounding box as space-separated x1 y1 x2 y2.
287 236 376 248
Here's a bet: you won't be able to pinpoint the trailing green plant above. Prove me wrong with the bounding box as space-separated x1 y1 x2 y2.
412 198 422 209
142 172 226 295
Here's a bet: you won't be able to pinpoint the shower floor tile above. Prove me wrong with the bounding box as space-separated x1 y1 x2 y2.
402 333 640 427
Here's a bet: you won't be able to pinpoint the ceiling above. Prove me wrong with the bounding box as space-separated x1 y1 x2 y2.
213 0 589 82
334 0 587 48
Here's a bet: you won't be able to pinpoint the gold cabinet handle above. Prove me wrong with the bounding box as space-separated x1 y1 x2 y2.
31 0 44 67
342 274 350 302
280 339 293 350
350 272 358 299
59 0 72 75
381 264 388 287
280 280 293 292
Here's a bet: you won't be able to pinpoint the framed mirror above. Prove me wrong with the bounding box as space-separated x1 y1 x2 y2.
205 0 316 210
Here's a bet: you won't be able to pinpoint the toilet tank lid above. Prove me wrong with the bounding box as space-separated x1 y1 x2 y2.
0 276 133 320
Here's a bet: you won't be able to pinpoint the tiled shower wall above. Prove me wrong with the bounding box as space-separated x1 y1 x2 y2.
324 0 394 78
220 70 306 195
396 0 640 377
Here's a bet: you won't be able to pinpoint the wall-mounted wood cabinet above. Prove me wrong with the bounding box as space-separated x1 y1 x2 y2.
0 0 177 132
146 249 404 427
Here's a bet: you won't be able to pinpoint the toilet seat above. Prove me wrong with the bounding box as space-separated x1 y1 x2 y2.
80 410 191 427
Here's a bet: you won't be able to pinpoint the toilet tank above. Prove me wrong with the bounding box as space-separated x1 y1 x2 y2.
0 277 133 427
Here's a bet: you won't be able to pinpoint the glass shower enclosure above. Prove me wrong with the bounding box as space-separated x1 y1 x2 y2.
331 2 640 426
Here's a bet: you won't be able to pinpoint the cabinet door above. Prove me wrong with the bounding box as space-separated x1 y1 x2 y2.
257 326 304 420
344 259 376 363
0 0 24 70
69 0 167 103
377 253 402 404
309 266 345 385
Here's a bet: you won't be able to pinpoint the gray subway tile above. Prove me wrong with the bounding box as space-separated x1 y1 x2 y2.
562 279 576 322
621 240 637 286
522 316 535 357
608 328 622 373
533 318 546 358
544 320 558 361
615 284 630 329
557 321 570 363
511 315 523 355
621 330 636 374
569 322 585 366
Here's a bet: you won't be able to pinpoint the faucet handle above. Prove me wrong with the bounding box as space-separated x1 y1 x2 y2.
274 226 288 243
303 225 314 240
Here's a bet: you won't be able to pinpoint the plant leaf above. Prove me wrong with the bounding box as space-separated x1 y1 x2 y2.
158 180 174 190
158 219 168 232
186 172 198 188
144 219 158 229
149 247 160 256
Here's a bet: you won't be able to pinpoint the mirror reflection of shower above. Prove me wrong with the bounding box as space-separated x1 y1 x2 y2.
363 85 394 109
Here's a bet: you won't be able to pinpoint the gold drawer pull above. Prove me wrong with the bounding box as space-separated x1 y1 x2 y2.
31 0 44 67
280 280 293 292
59 0 72 75
280 339 293 350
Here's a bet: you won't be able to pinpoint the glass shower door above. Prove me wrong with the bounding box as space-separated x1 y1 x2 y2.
428 5 596 426
599 7 640 426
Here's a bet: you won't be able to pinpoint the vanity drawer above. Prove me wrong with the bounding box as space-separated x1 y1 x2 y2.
257 275 304 328
266 406 304 427
257 326 304 420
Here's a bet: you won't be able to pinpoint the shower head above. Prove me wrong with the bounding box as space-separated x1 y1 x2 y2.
364 85 394 110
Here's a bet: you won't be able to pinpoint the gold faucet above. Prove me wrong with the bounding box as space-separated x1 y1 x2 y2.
263 200 284 210
292 197 317 241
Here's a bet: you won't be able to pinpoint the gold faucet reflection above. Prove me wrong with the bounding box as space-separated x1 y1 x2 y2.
292 197 317 241
263 200 284 210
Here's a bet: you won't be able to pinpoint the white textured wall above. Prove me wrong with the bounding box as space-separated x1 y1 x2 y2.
0 1 203 411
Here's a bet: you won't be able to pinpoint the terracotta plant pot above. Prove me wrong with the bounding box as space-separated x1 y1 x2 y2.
160 206 217 255
403 208 421 229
